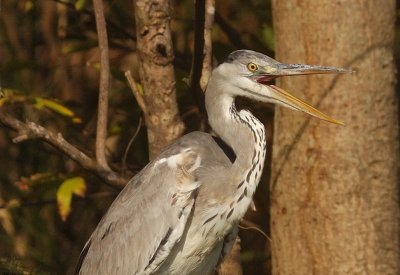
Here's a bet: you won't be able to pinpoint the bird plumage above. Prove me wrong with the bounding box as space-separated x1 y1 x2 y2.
75 130 255 274
75 50 348 274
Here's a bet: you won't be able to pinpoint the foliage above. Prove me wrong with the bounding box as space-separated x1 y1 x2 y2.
56 177 86 221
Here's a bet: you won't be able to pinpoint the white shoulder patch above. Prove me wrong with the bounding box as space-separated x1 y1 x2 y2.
156 148 200 170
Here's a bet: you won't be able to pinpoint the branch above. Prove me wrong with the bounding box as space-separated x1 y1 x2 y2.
125 70 147 114
189 0 207 114
189 0 215 116
200 0 215 92
121 116 143 176
240 219 271 241
93 0 111 171
0 111 127 188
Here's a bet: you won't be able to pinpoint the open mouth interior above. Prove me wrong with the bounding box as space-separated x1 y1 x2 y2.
255 75 278 85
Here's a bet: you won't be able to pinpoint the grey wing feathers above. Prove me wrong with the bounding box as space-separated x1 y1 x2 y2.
75 142 202 275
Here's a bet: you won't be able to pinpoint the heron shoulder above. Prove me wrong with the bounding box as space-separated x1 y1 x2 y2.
159 131 235 166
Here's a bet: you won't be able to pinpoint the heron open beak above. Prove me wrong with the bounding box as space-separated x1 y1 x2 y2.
255 63 352 125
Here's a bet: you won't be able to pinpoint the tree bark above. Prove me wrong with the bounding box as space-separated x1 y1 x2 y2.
134 0 185 159
271 1 399 275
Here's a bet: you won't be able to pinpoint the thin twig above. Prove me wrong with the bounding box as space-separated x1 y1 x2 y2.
93 0 111 171
125 70 147 114
121 117 143 176
240 219 271 242
0 111 127 188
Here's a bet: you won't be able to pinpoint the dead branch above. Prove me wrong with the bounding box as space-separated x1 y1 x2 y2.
0 111 127 188
93 0 111 171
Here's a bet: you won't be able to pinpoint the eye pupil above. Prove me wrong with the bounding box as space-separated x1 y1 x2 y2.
248 63 257 71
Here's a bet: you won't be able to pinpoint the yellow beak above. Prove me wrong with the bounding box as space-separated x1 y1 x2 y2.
256 62 352 125
269 84 344 125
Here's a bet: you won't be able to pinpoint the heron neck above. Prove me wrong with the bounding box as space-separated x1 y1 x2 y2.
205 92 266 171
205 88 266 222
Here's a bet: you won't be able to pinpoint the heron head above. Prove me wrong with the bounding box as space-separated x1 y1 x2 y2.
213 50 352 125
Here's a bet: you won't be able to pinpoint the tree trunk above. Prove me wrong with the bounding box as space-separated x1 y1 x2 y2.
134 0 185 159
271 1 399 275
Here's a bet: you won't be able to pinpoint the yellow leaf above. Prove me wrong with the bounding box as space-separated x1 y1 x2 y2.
56 177 86 222
34 97 75 117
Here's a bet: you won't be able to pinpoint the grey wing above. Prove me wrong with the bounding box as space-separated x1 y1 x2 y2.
75 147 201 275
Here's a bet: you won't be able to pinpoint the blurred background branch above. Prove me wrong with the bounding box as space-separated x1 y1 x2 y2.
0 111 126 188
93 0 112 171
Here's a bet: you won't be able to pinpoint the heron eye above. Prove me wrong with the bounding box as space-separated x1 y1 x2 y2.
247 63 258 72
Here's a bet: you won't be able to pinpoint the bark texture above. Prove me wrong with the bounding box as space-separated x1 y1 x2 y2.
271 1 399 274
134 0 185 159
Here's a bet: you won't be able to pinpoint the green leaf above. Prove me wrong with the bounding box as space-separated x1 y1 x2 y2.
56 177 86 222
75 0 88 11
34 97 74 117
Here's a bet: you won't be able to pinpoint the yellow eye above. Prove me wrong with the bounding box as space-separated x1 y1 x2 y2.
247 63 258 72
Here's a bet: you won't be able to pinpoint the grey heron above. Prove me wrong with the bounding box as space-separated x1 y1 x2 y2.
74 50 349 274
